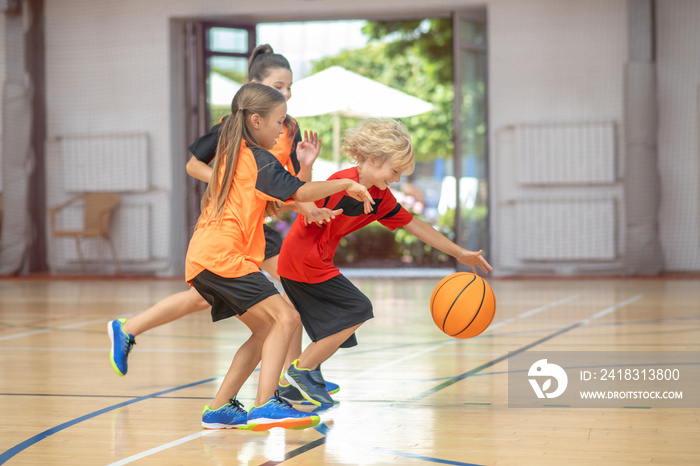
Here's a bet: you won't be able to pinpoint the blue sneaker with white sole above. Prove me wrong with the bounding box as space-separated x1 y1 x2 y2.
246 391 320 431
202 398 248 429
108 319 135 376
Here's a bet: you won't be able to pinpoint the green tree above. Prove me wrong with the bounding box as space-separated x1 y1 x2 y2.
295 19 454 164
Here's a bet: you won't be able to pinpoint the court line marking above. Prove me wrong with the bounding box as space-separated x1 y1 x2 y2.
260 295 593 464
583 295 643 323
517 294 580 318
485 294 579 330
0 294 639 465
59 317 121 329
278 294 644 464
338 294 580 389
412 294 644 399
0 329 51 341
92 293 585 465
264 322 583 466
0 347 237 353
105 431 217 466
98 343 462 466
352 342 453 378
0 315 133 342
0 377 218 465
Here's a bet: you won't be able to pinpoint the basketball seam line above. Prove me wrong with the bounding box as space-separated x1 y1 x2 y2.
441 274 476 332
451 277 486 337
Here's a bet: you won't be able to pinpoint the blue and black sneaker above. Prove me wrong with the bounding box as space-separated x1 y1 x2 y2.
317 365 340 395
278 382 307 404
246 391 320 431
285 359 335 407
108 319 135 376
202 398 248 429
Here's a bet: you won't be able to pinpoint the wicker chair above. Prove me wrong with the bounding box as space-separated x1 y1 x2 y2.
48 193 121 273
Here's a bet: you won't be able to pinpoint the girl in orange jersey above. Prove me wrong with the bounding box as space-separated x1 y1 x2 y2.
185 82 372 430
185 83 373 430
109 45 341 393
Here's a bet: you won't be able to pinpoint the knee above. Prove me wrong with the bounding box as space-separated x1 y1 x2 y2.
277 307 301 330
250 324 271 341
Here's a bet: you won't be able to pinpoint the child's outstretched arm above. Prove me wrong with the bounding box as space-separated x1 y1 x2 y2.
296 202 342 226
278 200 342 226
403 217 493 274
292 179 374 214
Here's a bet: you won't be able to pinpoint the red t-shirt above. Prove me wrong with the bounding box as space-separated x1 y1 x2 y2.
277 167 413 283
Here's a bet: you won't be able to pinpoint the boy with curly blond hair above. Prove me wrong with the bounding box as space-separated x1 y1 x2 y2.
276 118 492 406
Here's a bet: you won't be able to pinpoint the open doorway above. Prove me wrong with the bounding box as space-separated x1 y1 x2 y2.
181 15 488 270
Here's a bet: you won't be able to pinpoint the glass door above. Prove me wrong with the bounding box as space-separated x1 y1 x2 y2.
203 24 256 128
184 23 256 229
453 13 489 270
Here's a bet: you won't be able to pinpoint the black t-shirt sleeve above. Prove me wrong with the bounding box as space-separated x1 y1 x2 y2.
252 147 305 202
188 116 227 164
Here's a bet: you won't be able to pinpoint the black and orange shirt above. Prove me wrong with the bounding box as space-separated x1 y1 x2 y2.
185 140 305 281
277 167 414 284
189 115 301 176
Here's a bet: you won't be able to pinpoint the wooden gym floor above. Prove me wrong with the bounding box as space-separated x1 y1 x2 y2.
0 275 699 465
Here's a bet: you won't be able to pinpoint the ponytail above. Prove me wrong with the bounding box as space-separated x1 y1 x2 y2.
248 44 291 82
199 82 287 225
247 43 296 144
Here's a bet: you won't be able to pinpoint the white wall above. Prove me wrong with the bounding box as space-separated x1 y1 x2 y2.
0 12 5 191
656 0 700 271
39 0 699 274
489 0 629 274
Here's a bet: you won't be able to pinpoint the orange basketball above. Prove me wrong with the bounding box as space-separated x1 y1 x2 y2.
430 272 496 339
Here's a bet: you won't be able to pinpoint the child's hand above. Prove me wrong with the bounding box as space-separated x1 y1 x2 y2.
303 208 343 227
296 130 321 169
456 250 493 275
345 181 375 214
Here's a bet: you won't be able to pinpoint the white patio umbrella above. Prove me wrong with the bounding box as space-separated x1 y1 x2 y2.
209 71 242 106
286 66 434 166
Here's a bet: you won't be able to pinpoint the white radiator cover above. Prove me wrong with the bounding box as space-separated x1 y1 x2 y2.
515 122 616 185
61 133 149 192
516 199 617 261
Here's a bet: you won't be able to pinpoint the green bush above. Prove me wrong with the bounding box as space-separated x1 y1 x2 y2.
335 222 398 265
333 206 487 267
335 214 454 267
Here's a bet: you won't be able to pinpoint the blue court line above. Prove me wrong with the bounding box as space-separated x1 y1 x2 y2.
0 377 218 465
477 315 700 339
258 424 484 466
366 447 487 465
329 322 581 464
274 322 585 466
410 322 582 401
5 308 687 463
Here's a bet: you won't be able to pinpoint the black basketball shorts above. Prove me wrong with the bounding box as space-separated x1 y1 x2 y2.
280 274 373 348
190 269 280 322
